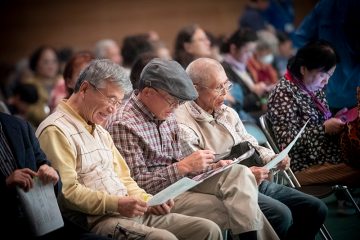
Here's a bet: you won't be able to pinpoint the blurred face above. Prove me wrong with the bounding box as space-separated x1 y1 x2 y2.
141 87 183 120
256 49 274 65
185 28 211 58
37 48 59 78
232 42 256 64
195 70 231 113
279 40 293 58
157 47 172 60
82 81 123 125
106 44 122 65
302 66 336 92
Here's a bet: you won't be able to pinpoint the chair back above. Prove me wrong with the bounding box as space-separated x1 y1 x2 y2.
259 113 302 187
259 114 280 153
243 121 268 146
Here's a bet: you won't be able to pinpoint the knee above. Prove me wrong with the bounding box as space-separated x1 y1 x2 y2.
202 219 223 239
314 199 328 223
273 206 293 234
146 229 177 240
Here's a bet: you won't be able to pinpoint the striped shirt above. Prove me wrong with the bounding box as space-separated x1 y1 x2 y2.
107 92 184 195
0 122 17 177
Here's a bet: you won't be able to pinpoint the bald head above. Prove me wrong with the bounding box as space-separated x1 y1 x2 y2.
186 57 225 86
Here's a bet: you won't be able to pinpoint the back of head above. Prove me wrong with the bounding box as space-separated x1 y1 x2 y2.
130 52 158 90
222 28 258 53
12 82 39 104
139 58 198 101
121 34 154 67
74 59 132 95
287 40 338 79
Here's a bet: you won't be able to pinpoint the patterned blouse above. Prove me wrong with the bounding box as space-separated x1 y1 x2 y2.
267 77 342 172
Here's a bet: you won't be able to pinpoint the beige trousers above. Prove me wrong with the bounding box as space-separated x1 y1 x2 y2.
90 212 222 240
172 164 279 240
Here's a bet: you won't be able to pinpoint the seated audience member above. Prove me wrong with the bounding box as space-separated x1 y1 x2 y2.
23 45 62 127
129 52 158 90
267 40 360 186
274 31 294 76
6 82 39 121
0 112 110 240
36 59 221 240
94 39 122 65
150 40 172 60
293 0 360 113
175 57 327 240
174 24 212 68
107 58 279 240
49 51 95 111
221 28 267 123
121 34 154 75
247 39 278 87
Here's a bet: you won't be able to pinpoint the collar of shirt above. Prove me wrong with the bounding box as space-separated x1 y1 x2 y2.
224 54 246 72
58 100 96 133
185 101 227 123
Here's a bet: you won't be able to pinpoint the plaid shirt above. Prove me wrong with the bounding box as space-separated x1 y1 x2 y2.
107 92 184 195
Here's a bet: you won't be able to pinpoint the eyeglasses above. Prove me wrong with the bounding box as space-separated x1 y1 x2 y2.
88 82 122 109
197 80 233 95
152 88 184 108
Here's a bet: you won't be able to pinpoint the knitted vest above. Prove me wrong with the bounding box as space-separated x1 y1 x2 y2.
36 108 128 197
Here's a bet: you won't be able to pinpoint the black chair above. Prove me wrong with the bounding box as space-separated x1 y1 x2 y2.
259 113 360 240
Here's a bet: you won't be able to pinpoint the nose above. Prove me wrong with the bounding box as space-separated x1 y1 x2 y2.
107 105 116 113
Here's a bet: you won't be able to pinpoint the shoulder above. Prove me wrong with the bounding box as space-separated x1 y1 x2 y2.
0 113 28 129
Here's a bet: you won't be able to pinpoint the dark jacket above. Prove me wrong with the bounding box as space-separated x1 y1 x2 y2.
0 113 53 233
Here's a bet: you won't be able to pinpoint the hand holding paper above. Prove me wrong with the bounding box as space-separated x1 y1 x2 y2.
147 148 255 206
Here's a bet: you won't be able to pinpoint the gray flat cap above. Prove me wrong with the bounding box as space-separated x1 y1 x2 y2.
139 58 198 101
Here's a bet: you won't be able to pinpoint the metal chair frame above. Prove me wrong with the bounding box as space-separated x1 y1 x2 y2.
258 114 336 240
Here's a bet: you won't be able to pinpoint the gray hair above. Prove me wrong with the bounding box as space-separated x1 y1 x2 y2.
186 57 224 85
94 39 118 59
74 59 132 94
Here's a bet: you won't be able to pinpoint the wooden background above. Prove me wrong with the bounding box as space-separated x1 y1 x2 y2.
0 0 318 66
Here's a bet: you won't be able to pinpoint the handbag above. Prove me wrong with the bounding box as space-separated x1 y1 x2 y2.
225 141 263 167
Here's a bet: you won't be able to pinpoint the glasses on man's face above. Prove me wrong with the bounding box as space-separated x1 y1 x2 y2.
152 88 184 108
198 80 233 95
89 82 122 109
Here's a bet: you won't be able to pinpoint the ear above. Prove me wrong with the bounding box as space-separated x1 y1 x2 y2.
79 81 90 94
141 87 154 97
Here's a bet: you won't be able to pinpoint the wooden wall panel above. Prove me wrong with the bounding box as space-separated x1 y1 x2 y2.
0 0 317 65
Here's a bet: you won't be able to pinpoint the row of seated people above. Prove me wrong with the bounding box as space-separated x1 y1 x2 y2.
4 56 328 240
2 23 292 132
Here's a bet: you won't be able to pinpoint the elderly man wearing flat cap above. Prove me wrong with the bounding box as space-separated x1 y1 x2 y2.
107 58 279 240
